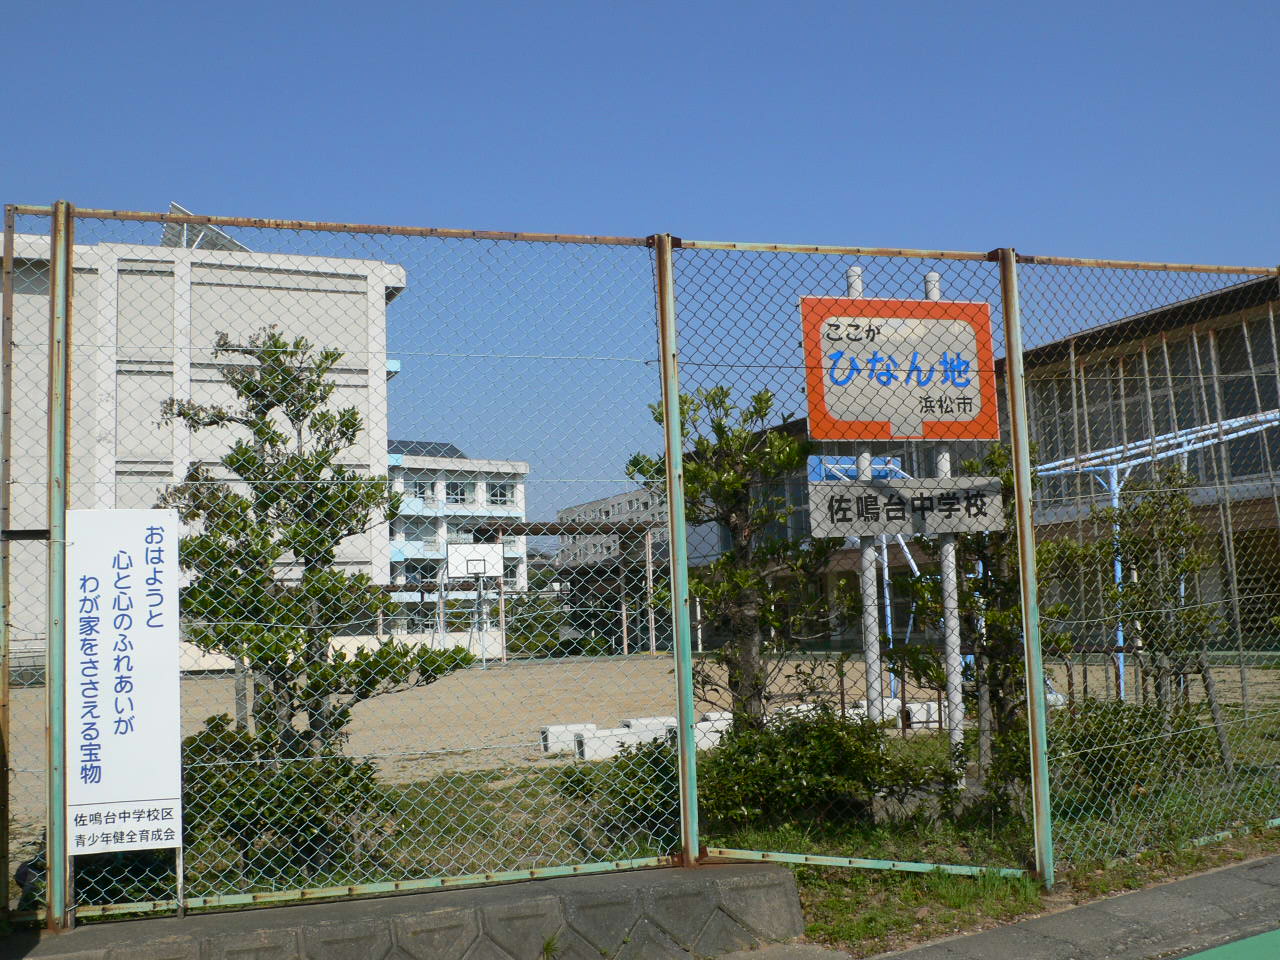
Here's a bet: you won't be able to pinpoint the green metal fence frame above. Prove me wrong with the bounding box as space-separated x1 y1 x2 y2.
9 202 1279 928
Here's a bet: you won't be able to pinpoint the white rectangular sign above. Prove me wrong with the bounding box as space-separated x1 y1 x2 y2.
808 478 1005 537
446 542 504 579
66 509 182 854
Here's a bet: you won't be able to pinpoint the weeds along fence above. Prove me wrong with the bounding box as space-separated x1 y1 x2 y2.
3 204 1279 927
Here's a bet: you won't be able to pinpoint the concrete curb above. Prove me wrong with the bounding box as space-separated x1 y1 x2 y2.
1 864 805 960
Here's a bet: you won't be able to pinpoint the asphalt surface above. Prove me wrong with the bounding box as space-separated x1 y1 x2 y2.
875 855 1280 960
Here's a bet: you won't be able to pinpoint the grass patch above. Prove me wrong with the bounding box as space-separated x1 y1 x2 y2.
795 824 1280 958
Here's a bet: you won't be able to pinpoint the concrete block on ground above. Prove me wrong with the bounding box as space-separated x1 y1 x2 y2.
106 941 199 960
642 875 720 946
540 722 596 754
479 896 563 959
302 919 393 960
694 720 727 749
772 703 820 718
392 907 480 960
575 726 643 760
559 888 642 955
905 701 940 726
714 866 805 942
618 718 678 744
620 715 677 729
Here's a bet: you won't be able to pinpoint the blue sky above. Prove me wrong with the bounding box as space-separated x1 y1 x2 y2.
6 0 1279 264
6 1 1279 518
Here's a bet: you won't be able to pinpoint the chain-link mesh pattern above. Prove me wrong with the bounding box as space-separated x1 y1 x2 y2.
8 207 1279 916
4 211 56 911
670 246 1032 869
1017 261 1280 867
6 210 683 912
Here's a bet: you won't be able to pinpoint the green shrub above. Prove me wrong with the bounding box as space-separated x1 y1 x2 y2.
1049 699 1219 811
552 712 961 856
183 715 391 881
699 709 958 830
553 739 680 857
15 837 177 910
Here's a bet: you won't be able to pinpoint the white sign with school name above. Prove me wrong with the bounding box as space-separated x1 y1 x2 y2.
66 509 182 854
809 478 1005 537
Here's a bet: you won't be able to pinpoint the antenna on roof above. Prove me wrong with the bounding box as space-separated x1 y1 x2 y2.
160 202 250 252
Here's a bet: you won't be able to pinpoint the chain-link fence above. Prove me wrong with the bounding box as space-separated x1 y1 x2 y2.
4 205 1278 924
668 244 1034 875
1016 259 1280 868
5 206 687 920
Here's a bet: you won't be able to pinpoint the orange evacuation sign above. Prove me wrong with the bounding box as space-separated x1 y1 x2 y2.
802 297 1000 442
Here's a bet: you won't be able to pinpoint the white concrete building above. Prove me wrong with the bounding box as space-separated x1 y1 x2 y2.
6 227 405 663
387 440 530 599
555 490 664 567
386 441 529 659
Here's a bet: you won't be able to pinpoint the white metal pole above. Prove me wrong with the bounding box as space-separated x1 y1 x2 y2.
938 448 964 751
926 270 965 752
645 528 657 653
847 265 883 722
1109 465 1126 700
498 575 507 663
859 452 883 723
880 534 895 699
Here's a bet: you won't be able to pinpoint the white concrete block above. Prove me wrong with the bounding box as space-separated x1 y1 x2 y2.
541 723 597 754
619 716 677 742
575 727 644 760
905 701 940 726
693 720 726 749
620 716 678 729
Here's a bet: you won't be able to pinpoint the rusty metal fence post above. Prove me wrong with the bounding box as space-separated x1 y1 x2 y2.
998 247 1055 887
45 200 74 930
1 204 16 923
654 233 700 865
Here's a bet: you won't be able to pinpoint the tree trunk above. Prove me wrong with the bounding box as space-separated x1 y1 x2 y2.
252 665 292 762
235 660 251 732
306 633 332 753
729 596 767 724
976 650 993 782
1198 651 1235 780
1156 652 1174 735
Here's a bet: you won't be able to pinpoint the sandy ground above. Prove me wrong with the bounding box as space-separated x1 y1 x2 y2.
2 654 915 826
8 654 1276 881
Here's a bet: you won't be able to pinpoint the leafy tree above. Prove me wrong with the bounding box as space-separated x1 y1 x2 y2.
161 327 471 758
907 442 1072 798
627 387 847 723
505 562 568 657
1083 464 1233 772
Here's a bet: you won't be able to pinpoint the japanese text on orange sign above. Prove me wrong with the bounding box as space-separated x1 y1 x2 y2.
802 297 1000 441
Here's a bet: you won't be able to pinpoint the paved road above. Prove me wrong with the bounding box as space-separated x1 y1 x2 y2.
877 855 1280 960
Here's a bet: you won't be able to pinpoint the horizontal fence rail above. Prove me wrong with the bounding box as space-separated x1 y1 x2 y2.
4 201 1278 928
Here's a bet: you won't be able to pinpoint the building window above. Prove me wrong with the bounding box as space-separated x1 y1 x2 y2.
445 523 475 545
488 481 515 505
409 476 435 501
406 559 440 585
402 516 433 542
446 480 475 504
